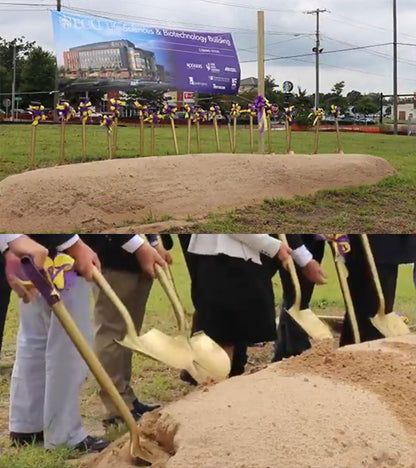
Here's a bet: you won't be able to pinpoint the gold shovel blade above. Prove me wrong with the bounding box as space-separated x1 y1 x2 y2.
189 331 231 381
117 328 195 370
287 307 333 341
370 313 410 338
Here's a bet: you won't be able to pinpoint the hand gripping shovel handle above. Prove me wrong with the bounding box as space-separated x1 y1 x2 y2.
329 242 360 344
21 258 152 464
360 234 386 317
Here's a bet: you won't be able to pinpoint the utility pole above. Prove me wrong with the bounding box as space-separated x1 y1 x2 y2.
393 0 398 135
11 42 16 121
257 10 265 153
306 8 328 110
54 0 62 121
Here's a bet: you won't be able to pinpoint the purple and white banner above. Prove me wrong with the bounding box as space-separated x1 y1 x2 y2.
51 11 241 94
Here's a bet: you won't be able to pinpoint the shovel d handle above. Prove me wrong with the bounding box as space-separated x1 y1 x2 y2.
278 234 301 310
92 267 138 337
329 242 360 344
360 234 386 318
155 264 187 333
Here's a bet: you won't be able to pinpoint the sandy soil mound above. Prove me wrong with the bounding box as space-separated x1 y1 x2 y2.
0 153 394 232
83 335 416 468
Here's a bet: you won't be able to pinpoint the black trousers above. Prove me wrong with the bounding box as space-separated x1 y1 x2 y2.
178 235 248 376
0 261 11 355
272 237 325 362
340 262 398 346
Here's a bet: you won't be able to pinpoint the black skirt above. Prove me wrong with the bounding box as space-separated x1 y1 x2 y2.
191 254 277 345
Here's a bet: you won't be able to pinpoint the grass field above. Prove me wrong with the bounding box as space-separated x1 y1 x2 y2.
0 124 415 232
0 240 415 467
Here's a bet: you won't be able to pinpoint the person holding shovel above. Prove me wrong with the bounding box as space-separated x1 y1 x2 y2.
340 234 416 345
184 235 297 367
271 235 327 362
4 235 111 452
81 234 169 428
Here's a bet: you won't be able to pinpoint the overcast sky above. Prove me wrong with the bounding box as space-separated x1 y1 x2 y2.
0 0 415 95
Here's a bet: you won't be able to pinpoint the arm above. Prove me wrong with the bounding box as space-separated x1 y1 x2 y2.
229 234 291 265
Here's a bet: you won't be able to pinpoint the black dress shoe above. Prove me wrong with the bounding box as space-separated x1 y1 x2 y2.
102 406 142 428
10 431 44 446
74 435 109 453
132 398 161 414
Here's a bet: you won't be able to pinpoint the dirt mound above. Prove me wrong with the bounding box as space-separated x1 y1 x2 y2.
0 153 394 232
83 335 416 468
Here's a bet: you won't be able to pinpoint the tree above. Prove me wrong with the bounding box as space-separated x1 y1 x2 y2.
331 81 345 96
353 95 379 117
346 90 362 106
0 36 36 97
20 47 56 107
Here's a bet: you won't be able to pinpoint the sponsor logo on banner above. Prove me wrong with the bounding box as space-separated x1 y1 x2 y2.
206 62 220 73
213 83 226 90
225 66 237 73
186 63 203 69
231 78 238 89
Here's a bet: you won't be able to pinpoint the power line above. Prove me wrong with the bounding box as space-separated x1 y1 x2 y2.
240 42 393 63
196 0 301 13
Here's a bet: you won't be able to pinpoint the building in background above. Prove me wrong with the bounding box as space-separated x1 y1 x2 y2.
63 40 164 81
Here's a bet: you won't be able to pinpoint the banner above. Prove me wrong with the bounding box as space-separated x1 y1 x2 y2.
51 11 241 95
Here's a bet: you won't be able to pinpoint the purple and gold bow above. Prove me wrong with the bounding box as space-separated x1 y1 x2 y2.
162 104 177 119
264 99 272 117
230 103 241 118
110 98 125 118
100 114 114 133
133 101 149 119
18 254 76 292
145 111 161 124
79 98 92 123
253 95 266 133
315 234 351 256
194 107 207 122
184 104 195 120
285 106 294 126
243 103 256 117
209 104 221 120
28 102 46 126
57 100 75 122
331 104 341 119
309 108 324 126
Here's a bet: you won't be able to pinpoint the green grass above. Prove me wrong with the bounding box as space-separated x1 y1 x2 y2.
0 124 415 232
0 240 415 467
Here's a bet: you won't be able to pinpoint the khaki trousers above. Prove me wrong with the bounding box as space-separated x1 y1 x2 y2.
94 268 153 418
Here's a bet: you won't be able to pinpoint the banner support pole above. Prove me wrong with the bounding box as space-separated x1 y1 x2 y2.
257 10 265 154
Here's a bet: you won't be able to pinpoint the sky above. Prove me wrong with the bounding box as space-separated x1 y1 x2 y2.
0 0 415 96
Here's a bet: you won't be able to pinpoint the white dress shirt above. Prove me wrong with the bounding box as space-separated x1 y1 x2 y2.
0 234 23 253
188 234 312 267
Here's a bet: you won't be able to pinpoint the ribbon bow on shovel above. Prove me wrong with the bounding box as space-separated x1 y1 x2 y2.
20 257 154 465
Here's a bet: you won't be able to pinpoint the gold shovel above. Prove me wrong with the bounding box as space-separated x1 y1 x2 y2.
278 234 333 340
20 258 153 466
329 241 360 343
361 234 410 337
155 264 231 381
92 268 230 384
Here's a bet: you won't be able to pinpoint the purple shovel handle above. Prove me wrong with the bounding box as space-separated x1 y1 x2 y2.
20 257 60 307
